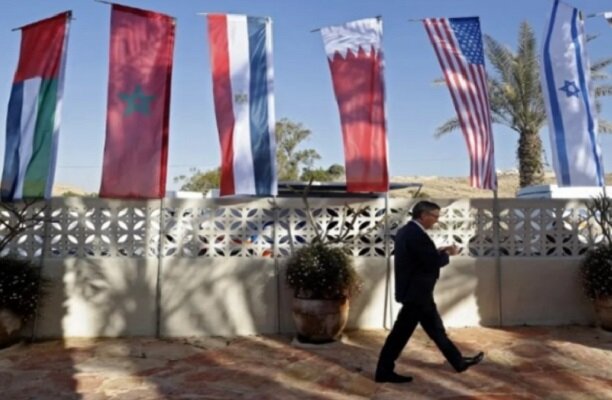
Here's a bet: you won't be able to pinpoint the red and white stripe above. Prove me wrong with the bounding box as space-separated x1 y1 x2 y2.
423 18 496 190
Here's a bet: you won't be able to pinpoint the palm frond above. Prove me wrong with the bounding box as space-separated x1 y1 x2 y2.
595 85 612 98
434 118 461 138
484 34 514 83
590 57 612 73
599 120 612 134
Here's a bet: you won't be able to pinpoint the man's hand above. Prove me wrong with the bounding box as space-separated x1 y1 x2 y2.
439 244 460 256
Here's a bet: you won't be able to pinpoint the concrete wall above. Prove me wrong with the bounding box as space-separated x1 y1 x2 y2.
13 196 596 338
33 255 595 338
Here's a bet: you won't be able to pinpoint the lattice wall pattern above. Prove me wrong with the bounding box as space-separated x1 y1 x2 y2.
0 198 602 259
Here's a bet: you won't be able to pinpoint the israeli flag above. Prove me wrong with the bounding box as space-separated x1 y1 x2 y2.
541 0 604 186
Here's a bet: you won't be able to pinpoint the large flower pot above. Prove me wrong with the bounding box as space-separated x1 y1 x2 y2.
0 309 23 348
292 297 349 344
594 297 612 331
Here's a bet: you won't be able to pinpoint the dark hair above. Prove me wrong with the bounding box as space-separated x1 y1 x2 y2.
411 201 440 219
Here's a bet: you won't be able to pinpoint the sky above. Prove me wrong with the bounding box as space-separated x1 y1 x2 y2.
1 0 612 192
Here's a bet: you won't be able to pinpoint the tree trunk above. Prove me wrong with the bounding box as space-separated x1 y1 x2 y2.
517 130 544 188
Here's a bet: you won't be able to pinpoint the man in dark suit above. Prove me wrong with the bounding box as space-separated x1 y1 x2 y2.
375 200 484 383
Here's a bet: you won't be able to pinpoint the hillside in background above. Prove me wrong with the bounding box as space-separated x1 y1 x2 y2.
391 171 612 199
52 171 612 198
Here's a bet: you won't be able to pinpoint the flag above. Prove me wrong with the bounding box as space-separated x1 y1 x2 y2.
423 17 497 190
604 12 612 26
207 14 277 196
1 11 71 201
541 0 604 186
99 5 175 199
320 18 389 193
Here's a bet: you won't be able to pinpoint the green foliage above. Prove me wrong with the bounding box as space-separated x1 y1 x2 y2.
174 118 343 191
0 257 48 321
276 118 321 181
581 194 612 300
300 164 345 182
581 244 612 300
175 167 220 192
286 241 361 300
435 21 612 188
0 201 49 321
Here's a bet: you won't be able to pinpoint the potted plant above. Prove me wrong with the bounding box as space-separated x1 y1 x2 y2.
0 200 48 347
285 186 365 344
581 194 612 331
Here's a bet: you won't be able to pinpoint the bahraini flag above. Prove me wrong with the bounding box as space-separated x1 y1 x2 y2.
99 4 175 199
1 11 71 201
541 0 604 186
207 14 277 196
321 17 389 193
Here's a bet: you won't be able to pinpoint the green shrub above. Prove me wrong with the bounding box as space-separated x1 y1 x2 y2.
286 241 361 300
0 257 48 321
580 244 612 301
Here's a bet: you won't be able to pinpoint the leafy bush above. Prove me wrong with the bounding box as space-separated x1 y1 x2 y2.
0 257 48 321
580 244 612 301
286 240 361 300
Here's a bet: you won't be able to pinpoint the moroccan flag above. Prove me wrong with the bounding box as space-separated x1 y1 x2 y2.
541 0 604 186
1 11 71 201
207 14 277 196
423 17 497 190
99 5 175 199
320 18 389 193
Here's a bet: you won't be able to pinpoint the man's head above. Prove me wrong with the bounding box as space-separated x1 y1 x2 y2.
412 201 441 230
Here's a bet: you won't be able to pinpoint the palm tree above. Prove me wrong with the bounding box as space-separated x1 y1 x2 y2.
435 22 612 188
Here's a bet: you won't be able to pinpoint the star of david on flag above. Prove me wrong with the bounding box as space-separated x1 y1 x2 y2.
541 0 604 186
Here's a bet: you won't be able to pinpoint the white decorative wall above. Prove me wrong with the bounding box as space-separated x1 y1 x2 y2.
0 197 598 337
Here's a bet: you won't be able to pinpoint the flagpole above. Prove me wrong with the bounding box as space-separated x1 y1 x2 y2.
196 12 270 21
492 188 503 326
310 15 381 33
271 195 281 334
155 197 165 338
383 191 393 330
11 11 74 31
407 16 480 23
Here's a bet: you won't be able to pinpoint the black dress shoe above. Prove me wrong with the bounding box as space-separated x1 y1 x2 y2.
375 371 413 383
457 351 484 372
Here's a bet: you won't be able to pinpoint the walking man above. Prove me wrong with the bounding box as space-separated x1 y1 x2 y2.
375 201 484 383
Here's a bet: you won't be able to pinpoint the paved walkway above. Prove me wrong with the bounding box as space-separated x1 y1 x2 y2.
0 326 611 399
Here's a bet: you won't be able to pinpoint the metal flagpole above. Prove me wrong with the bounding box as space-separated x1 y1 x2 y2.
272 196 281 334
383 192 393 329
31 199 52 342
11 10 75 31
310 15 382 32
492 188 503 326
155 198 165 338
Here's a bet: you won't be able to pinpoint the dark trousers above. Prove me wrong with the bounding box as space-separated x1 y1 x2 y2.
376 299 464 373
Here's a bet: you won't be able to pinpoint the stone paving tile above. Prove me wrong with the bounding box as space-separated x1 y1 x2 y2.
0 326 611 399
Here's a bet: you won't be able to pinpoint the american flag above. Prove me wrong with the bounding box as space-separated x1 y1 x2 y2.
423 17 497 190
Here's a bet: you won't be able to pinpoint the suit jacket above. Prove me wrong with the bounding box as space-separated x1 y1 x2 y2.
394 220 450 304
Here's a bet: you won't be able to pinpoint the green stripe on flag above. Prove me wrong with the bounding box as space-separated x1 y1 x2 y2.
23 79 58 198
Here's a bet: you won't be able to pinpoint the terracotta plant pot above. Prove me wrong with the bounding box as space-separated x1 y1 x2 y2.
594 297 612 332
292 297 349 344
0 309 23 348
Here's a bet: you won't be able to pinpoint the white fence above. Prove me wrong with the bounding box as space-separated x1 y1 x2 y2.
1 197 599 338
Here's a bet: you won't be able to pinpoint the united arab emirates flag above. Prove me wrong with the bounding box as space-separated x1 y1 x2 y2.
1 11 71 201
